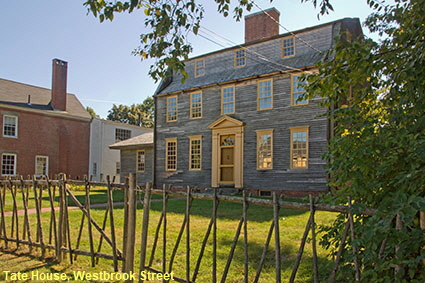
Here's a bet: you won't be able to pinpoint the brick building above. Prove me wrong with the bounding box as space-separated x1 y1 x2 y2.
154 8 362 195
0 59 91 178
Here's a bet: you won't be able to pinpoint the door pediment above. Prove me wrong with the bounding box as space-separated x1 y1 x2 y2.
208 115 245 130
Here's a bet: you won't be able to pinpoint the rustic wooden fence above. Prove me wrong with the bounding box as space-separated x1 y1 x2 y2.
0 173 376 282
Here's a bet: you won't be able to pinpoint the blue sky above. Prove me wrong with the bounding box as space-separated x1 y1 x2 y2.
0 0 380 118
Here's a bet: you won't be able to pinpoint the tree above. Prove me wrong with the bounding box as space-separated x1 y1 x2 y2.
304 0 425 280
107 96 154 128
86 106 99 118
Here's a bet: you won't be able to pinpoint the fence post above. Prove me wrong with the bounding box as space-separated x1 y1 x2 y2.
139 182 152 283
57 174 66 262
123 173 137 279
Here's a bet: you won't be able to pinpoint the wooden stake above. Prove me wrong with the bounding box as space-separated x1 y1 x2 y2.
139 182 152 283
33 176 45 257
310 195 319 283
273 192 281 283
348 197 360 281
122 174 136 276
253 221 274 283
329 220 350 283
85 176 95 267
243 190 249 283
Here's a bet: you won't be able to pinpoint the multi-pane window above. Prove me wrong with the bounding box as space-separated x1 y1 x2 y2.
115 128 131 142
137 150 145 172
291 74 308 105
258 79 273 110
194 59 205 77
234 49 246 68
165 138 177 171
257 130 273 170
290 127 309 169
190 92 202 119
116 162 121 174
189 136 202 170
167 96 178 122
35 156 48 176
3 115 18 138
1 153 16 176
222 86 235 114
92 162 97 175
282 36 295 58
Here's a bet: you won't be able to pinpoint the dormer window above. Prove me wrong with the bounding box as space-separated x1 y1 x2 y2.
282 36 295 58
194 59 205 77
234 49 246 68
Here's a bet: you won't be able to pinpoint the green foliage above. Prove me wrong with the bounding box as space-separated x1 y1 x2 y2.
305 0 425 280
106 96 154 127
85 106 99 118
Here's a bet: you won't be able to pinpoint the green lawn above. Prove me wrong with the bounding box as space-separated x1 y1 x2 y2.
0 195 337 282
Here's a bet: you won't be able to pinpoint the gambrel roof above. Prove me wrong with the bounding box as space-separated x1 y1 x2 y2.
155 18 361 96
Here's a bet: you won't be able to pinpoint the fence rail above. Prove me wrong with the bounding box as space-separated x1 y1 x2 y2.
0 174 376 282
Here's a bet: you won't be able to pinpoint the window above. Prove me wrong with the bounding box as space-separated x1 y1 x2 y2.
3 115 18 138
291 74 308 106
190 92 202 119
282 36 295 58
290 127 309 169
165 138 177 171
256 130 273 170
194 59 205 77
116 162 120 174
115 128 131 142
137 150 145 172
222 85 235 114
234 49 246 68
166 96 178 122
189 136 202 170
92 162 97 175
35 156 48 176
258 79 273 110
1 153 16 176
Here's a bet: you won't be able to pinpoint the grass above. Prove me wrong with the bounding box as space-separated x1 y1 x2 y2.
0 193 337 282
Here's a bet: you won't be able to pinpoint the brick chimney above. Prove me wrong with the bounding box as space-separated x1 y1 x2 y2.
51 58 68 111
245 8 280 43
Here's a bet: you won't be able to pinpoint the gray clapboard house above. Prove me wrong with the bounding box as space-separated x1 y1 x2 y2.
154 8 361 195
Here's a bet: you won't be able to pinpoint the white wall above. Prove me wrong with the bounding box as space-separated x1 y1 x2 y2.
89 118 151 182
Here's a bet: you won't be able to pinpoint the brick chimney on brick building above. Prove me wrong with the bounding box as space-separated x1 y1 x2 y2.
51 58 67 111
245 8 280 43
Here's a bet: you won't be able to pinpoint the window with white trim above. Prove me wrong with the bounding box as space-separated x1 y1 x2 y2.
3 115 18 138
189 136 202 170
165 138 177 171
190 92 202 119
35 155 48 176
137 150 145 172
290 127 309 169
222 86 235 114
258 79 273 110
256 130 273 170
1 153 16 176
291 74 308 106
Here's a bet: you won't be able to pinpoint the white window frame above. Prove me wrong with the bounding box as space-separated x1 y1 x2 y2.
1 153 17 176
35 155 49 176
3 115 18 138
